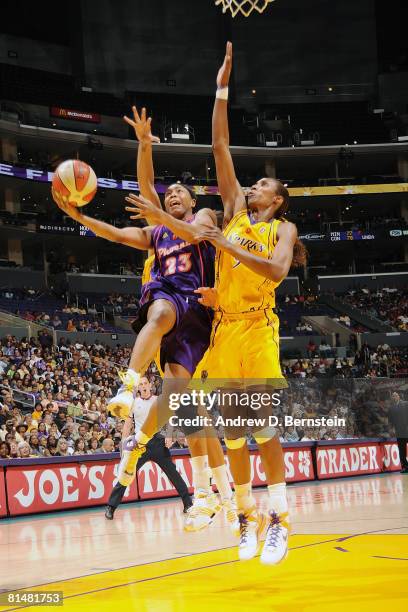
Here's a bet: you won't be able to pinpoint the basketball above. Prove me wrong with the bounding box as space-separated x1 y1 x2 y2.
51 159 97 207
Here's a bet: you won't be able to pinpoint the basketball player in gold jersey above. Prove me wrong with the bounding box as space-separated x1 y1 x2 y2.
193 42 307 564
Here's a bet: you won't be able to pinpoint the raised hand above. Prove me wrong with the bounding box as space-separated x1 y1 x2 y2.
123 106 161 144
125 193 163 225
194 287 218 308
216 41 232 89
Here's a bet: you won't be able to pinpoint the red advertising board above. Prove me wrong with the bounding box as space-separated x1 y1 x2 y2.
6 459 138 516
137 447 315 500
380 441 404 472
316 442 383 480
0 470 7 517
50 106 101 123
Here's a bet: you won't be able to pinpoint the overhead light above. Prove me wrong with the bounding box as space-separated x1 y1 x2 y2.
252 89 256 94
353 140 358 144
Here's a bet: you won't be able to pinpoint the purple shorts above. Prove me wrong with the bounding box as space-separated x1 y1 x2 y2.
136 280 213 376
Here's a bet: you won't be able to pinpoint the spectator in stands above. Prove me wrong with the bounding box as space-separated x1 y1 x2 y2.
29 432 42 456
89 438 100 453
56 437 71 456
74 438 88 455
319 339 332 356
101 438 115 453
18 441 33 458
67 320 77 332
0 441 10 458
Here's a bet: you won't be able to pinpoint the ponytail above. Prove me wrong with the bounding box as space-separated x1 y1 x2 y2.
274 181 308 268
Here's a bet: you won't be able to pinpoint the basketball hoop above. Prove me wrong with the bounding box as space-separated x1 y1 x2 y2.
215 0 275 18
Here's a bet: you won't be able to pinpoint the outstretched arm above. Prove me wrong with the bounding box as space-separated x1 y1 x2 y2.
197 223 297 284
212 42 246 227
124 106 161 224
52 194 153 250
125 193 216 244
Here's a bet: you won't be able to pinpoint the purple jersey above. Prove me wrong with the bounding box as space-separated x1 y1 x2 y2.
150 217 215 296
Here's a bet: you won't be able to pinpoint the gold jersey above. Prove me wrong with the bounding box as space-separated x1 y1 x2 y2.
142 254 155 286
215 210 283 315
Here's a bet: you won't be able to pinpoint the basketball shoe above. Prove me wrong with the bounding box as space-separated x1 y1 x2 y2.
260 511 290 565
108 370 140 419
238 507 267 561
184 491 222 532
222 497 240 537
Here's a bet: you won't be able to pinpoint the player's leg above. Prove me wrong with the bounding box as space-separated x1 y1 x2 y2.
108 299 176 418
224 434 267 560
105 453 150 520
153 452 192 512
254 431 290 565
205 432 239 535
105 481 127 520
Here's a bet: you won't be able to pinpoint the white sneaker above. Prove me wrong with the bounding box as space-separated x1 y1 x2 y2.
108 371 140 419
184 491 222 532
238 508 267 561
223 497 240 537
260 511 290 565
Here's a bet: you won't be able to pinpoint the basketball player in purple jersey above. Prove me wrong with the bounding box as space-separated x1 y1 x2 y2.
53 107 239 533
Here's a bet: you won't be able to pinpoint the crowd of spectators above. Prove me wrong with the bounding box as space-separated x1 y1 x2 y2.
343 286 408 332
1 331 407 458
0 335 161 459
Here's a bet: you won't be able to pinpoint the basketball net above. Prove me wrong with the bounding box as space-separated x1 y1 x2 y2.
215 0 275 18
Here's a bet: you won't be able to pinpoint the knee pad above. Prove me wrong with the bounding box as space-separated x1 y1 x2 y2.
225 437 246 450
253 427 277 445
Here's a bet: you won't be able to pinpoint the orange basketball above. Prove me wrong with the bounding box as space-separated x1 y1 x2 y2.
52 159 97 207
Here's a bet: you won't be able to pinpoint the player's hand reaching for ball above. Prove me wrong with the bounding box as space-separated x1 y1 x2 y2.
216 41 232 89
125 193 163 224
194 287 218 309
51 187 82 221
123 106 160 144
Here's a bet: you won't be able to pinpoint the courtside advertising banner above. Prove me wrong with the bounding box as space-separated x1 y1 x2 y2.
316 442 383 479
0 470 7 518
137 447 315 500
5 459 138 516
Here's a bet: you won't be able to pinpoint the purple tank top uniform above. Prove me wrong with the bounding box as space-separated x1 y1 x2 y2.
136 217 215 375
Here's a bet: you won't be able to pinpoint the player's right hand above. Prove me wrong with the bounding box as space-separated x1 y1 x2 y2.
216 41 232 89
51 188 82 220
123 106 160 144
194 287 218 308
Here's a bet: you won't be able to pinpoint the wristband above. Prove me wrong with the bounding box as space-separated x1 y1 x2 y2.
216 87 229 101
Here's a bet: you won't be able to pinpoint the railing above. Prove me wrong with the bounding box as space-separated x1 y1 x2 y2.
0 309 57 343
0 384 35 408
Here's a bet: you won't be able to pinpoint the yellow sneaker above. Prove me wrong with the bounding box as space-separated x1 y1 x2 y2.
184 491 222 532
108 370 140 419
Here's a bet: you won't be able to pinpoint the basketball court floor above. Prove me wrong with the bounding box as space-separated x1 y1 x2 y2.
1 473 407 611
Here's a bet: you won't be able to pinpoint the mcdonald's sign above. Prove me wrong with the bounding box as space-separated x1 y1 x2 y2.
50 107 100 123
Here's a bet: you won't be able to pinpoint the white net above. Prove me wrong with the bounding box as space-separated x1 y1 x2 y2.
215 0 275 18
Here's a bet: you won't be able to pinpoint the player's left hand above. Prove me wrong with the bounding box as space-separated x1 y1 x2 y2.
126 193 163 224
194 287 218 308
123 106 160 144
